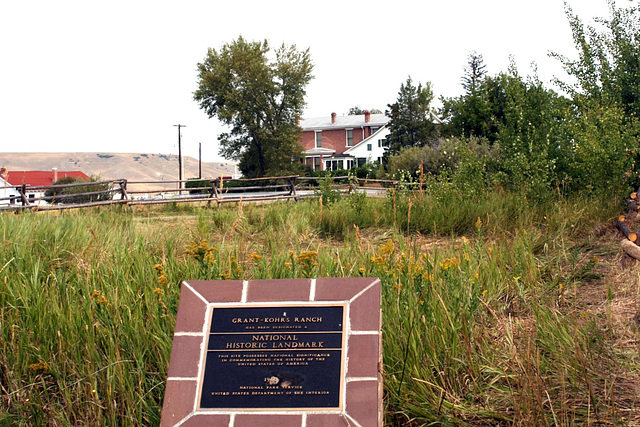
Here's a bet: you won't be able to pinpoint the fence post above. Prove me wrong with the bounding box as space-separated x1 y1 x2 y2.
20 184 29 210
119 179 130 203
209 178 220 207
289 176 298 201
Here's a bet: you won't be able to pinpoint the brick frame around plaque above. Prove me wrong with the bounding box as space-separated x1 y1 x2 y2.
161 277 382 427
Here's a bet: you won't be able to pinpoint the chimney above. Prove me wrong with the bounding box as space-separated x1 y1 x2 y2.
364 110 371 123
52 167 58 183
331 112 337 124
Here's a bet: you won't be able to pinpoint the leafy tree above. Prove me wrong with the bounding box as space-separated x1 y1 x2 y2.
384 77 437 159
551 1 640 195
552 1 640 120
347 106 382 115
194 36 314 178
492 65 572 196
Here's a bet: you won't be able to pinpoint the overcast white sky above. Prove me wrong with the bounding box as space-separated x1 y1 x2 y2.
0 0 634 163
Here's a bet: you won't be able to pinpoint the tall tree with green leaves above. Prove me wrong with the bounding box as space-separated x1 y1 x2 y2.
384 77 437 159
553 1 640 120
552 1 640 194
194 36 314 177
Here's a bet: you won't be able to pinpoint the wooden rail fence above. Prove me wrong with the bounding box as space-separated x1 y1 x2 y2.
0 175 398 212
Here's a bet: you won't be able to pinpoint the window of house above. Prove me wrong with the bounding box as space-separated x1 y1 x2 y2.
380 138 388 147
315 131 322 148
370 127 379 135
357 158 366 167
367 143 372 151
326 160 345 171
29 194 35 202
346 129 353 146
314 157 321 170
346 159 354 169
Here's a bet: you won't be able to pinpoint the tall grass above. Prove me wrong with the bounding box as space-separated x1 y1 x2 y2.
0 191 633 425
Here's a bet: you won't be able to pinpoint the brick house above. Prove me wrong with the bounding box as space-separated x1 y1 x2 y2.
300 111 390 171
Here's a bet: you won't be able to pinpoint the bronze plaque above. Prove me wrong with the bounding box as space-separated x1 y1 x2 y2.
198 304 346 410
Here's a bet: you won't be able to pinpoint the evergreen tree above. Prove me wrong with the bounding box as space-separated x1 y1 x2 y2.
461 51 487 94
384 77 437 159
440 52 497 141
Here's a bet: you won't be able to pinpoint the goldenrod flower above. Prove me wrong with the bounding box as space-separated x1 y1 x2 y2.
28 361 49 374
157 275 168 287
475 217 482 230
247 252 263 263
91 290 110 306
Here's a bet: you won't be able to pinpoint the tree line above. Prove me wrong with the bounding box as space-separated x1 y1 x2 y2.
193 1 640 199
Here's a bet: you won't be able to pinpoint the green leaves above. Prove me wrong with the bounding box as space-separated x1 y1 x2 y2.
194 37 314 177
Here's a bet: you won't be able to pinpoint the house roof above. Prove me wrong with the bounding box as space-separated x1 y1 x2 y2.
344 125 389 155
2 170 90 187
300 113 389 130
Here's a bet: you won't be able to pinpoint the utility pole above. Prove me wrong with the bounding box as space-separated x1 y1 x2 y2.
198 142 202 179
173 124 186 193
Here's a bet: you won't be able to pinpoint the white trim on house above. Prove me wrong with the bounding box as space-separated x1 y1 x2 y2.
0 176 22 206
342 125 390 166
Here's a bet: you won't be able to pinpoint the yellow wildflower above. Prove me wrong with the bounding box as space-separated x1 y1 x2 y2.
296 251 318 265
91 290 110 306
247 252 263 263
153 288 164 297
157 275 168 287
28 361 49 374
475 217 482 230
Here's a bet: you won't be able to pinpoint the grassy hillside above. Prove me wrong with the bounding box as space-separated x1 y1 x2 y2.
0 152 235 182
1 191 639 425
